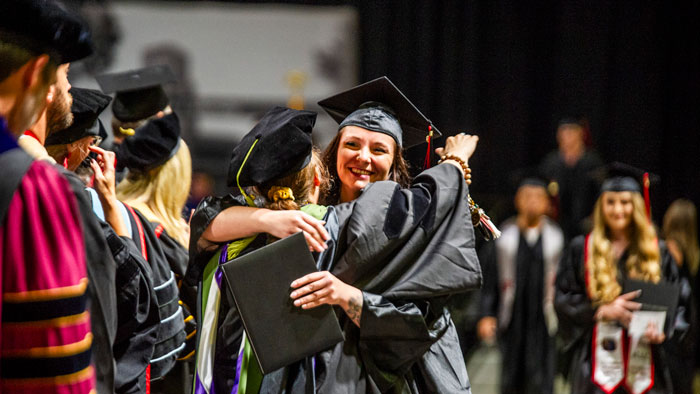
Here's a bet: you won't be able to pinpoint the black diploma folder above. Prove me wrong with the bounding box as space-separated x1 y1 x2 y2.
622 278 680 336
221 232 344 374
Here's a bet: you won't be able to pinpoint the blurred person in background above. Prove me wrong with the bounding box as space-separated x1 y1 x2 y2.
540 116 603 241
662 199 699 394
478 175 564 394
554 164 688 394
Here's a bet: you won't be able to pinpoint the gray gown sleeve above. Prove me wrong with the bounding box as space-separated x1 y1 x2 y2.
329 164 480 391
357 292 452 389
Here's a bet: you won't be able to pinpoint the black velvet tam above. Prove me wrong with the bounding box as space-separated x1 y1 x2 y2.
600 162 660 193
317 76 441 149
0 0 93 64
116 113 180 172
45 87 111 146
227 106 315 188
96 65 176 122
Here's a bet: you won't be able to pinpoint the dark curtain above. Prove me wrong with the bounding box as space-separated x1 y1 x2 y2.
348 0 700 224
225 0 700 222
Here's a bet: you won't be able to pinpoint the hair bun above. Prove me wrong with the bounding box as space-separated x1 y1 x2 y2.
268 186 295 202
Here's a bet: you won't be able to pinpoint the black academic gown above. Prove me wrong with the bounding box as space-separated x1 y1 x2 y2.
554 236 689 394
188 163 480 394
61 169 163 394
59 168 119 394
148 224 197 394
125 208 187 388
661 262 695 394
479 233 555 394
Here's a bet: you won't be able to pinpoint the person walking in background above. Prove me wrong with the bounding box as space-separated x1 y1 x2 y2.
539 116 603 241
477 176 564 394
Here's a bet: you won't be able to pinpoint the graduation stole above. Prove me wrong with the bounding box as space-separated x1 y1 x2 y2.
584 234 654 394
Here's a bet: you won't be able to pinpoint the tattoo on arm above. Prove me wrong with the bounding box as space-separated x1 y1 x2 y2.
346 295 363 328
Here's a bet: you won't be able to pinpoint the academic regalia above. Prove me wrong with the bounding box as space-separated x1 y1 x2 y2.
116 113 193 392
313 162 479 393
1 120 97 394
43 84 166 394
316 76 475 393
555 236 687 394
1 3 109 393
123 206 187 386
189 163 479 394
58 168 120 394
148 222 197 394
188 107 319 394
83 189 161 394
479 217 564 394
661 261 696 394
555 163 690 394
152 224 197 358
96 65 176 123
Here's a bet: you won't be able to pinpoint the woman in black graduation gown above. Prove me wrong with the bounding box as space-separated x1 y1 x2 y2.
116 113 196 393
554 164 689 394
189 78 481 393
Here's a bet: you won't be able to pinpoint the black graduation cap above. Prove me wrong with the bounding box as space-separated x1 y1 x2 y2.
317 76 441 149
45 87 112 146
227 106 315 189
96 65 176 122
600 162 660 219
116 113 181 172
600 162 660 194
0 0 94 64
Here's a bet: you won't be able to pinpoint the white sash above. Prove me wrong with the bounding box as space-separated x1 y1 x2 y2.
592 322 625 393
624 336 654 394
586 234 655 394
591 321 654 394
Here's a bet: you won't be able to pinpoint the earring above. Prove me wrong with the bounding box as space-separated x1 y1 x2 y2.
313 175 320 187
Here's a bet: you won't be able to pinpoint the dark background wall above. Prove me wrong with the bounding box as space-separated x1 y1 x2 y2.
233 0 700 224
151 0 700 224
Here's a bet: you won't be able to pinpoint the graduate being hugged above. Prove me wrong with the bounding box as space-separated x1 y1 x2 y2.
189 106 331 394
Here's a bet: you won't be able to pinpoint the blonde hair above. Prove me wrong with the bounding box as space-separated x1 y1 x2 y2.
259 148 328 211
588 192 661 305
117 139 192 247
663 199 699 276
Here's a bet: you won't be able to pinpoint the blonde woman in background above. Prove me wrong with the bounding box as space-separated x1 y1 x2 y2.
662 199 699 394
116 113 195 394
554 164 687 394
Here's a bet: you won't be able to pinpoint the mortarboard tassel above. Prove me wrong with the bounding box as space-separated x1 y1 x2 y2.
423 125 433 170
469 196 501 240
643 172 651 222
